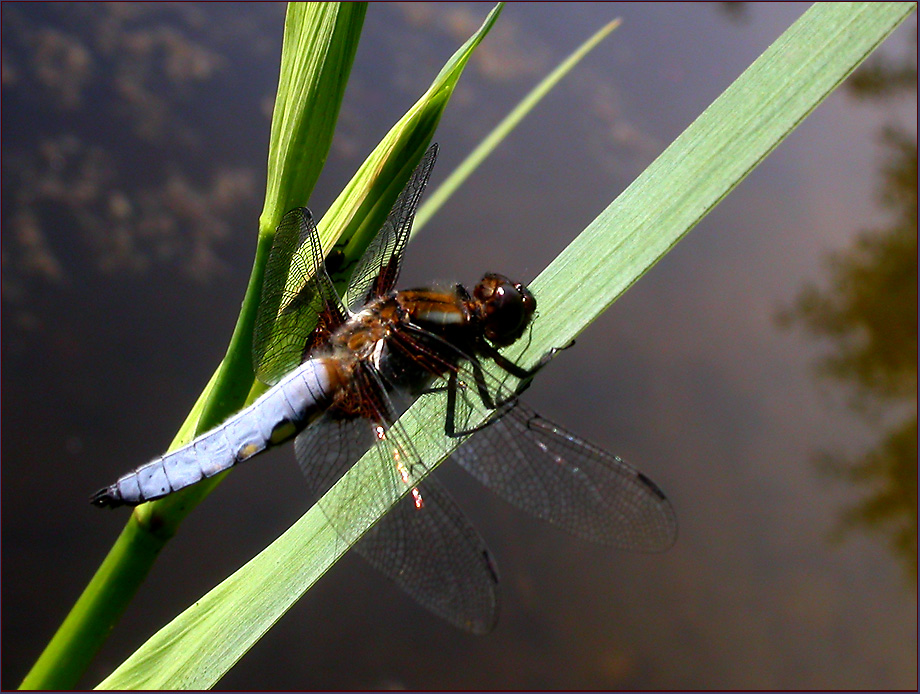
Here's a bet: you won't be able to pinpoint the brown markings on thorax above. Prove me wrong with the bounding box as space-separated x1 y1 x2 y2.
320 288 474 421
395 288 469 334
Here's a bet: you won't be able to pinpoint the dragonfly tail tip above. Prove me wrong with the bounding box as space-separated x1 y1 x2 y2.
90 486 122 509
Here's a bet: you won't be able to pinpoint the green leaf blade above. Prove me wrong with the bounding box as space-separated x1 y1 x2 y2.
414 18 622 232
313 3 506 290
260 2 367 235
96 513 343 690
523 1 918 361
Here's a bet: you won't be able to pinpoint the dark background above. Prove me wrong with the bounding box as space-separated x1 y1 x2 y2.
3 3 916 689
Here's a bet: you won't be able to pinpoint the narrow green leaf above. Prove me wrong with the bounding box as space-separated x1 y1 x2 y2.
260 2 368 235
520 1 917 363
96 2 915 690
414 18 621 233
313 4 505 290
96 513 344 691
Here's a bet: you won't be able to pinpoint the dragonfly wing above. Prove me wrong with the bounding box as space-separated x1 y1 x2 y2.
254 208 347 385
344 144 438 311
293 387 499 633
451 396 678 552
387 324 678 551
356 475 499 634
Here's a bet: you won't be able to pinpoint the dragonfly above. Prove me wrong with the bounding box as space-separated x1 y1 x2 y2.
92 144 677 633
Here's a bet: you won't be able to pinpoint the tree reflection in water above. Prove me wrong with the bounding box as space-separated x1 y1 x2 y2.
779 28 918 580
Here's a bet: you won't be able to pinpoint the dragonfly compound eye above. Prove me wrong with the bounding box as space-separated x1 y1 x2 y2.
475 273 537 347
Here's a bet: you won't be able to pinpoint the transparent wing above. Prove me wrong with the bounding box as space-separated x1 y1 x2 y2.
253 208 347 385
353 475 500 634
293 365 500 633
254 145 438 382
386 325 678 552
344 144 438 312
451 397 679 552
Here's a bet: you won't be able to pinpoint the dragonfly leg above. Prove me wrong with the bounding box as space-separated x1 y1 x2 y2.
479 339 576 395
443 341 575 438
444 366 517 438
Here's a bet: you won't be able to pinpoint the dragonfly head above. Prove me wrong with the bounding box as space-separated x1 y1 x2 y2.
473 273 536 347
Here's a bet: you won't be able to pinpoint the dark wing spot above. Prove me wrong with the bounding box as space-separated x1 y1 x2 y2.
636 471 668 501
483 549 500 584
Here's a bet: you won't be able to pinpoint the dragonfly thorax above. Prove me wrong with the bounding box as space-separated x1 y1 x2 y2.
334 300 394 361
